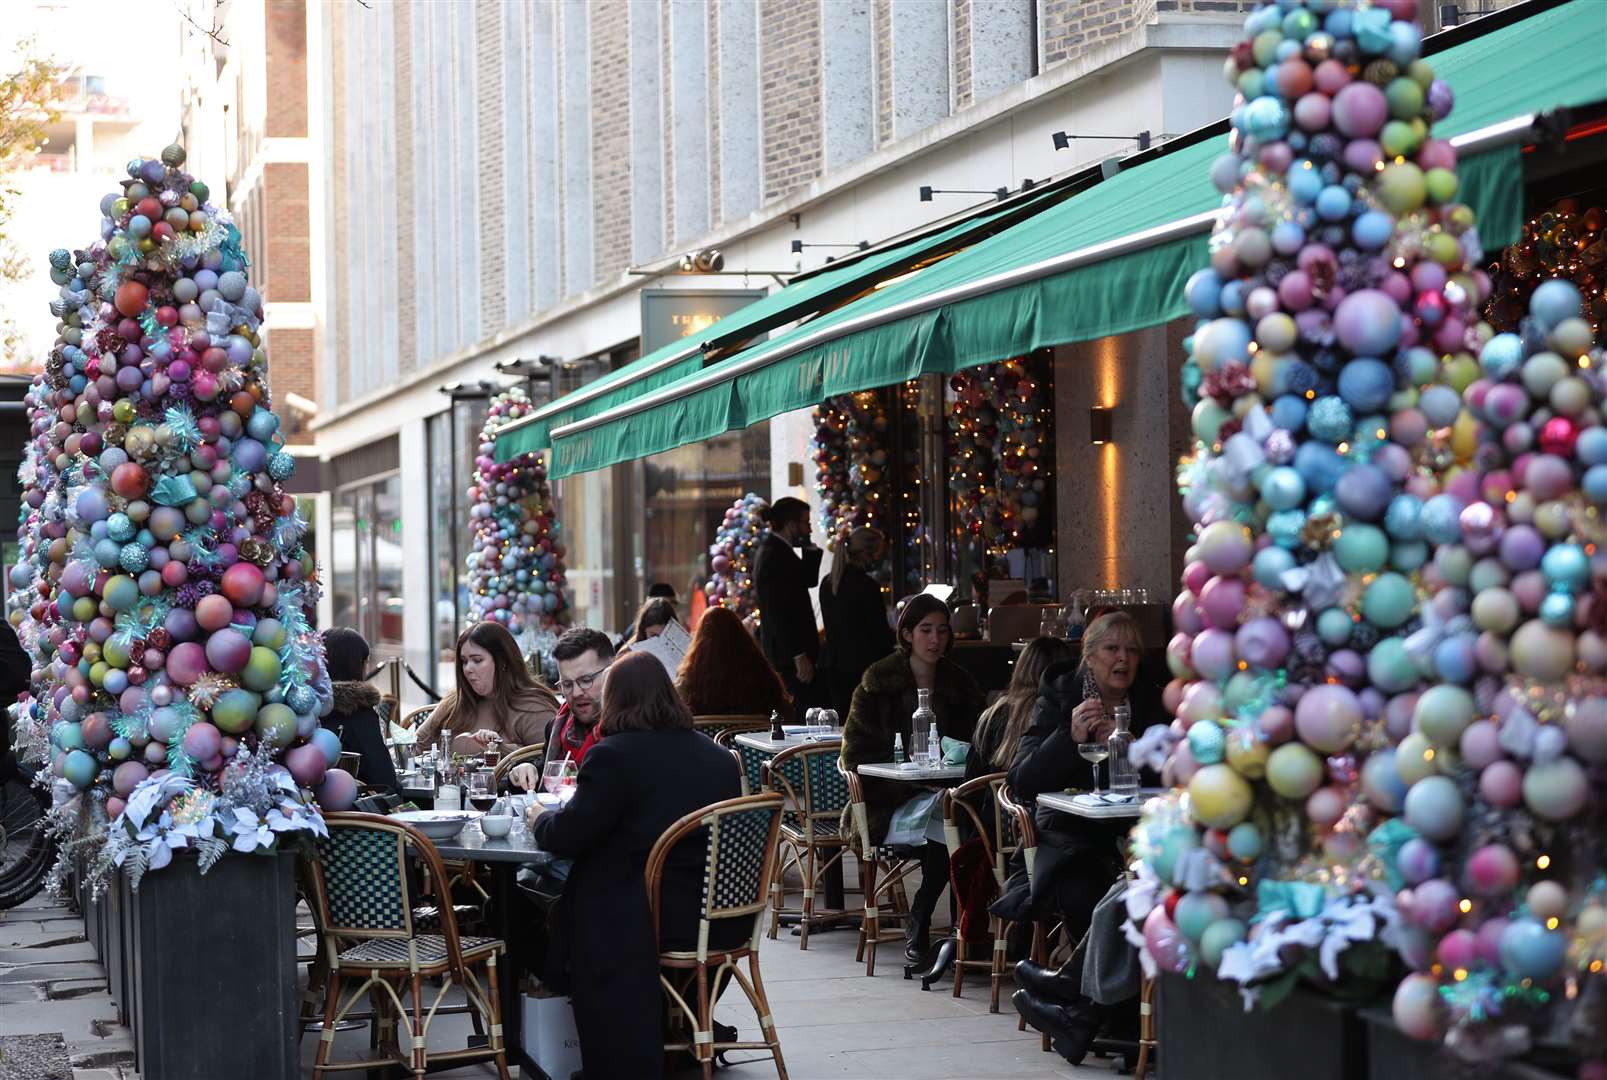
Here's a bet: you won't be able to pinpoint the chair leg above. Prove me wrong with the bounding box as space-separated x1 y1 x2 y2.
410 972 427 1079
856 857 875 965
485 954 512 1080
768 847 786 941
748 952 789 1080
697 961 714 1080
989 916 1006 1014
952 925 967 998
799 844 816 951
310 970 342 1080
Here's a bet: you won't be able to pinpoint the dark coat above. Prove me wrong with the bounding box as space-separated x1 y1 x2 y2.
998 659 1165 923
819 565 894 715
0 621 30 761
753 532 823 676
531 728 743 1079
840 652 985 844
322 682 399 796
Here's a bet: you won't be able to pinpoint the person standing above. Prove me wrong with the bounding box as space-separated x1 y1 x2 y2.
818 527 895 719
752 496 824 708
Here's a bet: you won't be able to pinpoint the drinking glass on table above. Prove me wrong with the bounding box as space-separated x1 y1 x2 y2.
1078 743 1110 795
819 709 839 735
541 758 578 796
468 768 496 811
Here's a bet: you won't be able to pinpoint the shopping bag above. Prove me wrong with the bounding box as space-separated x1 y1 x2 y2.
885 790 945 848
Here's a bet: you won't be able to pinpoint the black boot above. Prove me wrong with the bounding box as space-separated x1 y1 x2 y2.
1013 959 1085 1004
904 910 932 964
1012 989 1101 1066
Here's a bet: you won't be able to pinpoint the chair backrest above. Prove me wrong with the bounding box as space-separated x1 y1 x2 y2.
734 740 772 797
692 714 771 739
943 771 1016 886
837 757 876 855
764 743 850 829
308 812 469 972
995 783 1040 885
399 704 436 730
492 742 546 790
338 751 363 776
645 792 785 961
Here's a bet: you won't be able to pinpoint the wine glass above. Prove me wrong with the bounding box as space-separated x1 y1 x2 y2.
1078 743 1110 795
468 769 496 812
804 708 820 732
541 758 576 796
819 709 839 735
555 772 579 805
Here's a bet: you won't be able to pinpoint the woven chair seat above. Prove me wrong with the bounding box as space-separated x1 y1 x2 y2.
781 818 848 842
411 904 483 932
337 934 502 968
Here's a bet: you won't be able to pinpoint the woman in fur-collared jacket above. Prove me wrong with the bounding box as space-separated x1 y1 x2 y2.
321 628 401 795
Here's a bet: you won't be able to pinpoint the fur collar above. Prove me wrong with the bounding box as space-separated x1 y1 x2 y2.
332 680 381 714
858 652 970 696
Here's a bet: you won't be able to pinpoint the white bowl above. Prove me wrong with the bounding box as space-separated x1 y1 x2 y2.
392 810 478 841
480 814 515 839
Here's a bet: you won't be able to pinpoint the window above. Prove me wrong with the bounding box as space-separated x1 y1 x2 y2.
333 472 405 652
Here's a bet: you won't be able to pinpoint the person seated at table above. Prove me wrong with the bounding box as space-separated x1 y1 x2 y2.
417 621 559 756
622 596 679 649
1002 610 1163 1064
675 606 794 724
819 527 896 720
319 628 400 795
525 651 743 1079
508 627 616 789
841 594 984 964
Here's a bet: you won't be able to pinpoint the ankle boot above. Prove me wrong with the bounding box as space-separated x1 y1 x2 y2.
904 911 932 964
1013 959 1085 1004
1012 989 1101 1066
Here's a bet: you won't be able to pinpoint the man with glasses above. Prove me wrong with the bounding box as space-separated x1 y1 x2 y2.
510 628 616 791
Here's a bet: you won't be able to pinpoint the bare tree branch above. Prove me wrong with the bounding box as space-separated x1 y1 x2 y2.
173 1 229 48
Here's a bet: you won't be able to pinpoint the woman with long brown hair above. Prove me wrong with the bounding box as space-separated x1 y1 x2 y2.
968 635 1078 779
526 653 742 1078
675 606 794 722
622 596 679 648
416 621 558 754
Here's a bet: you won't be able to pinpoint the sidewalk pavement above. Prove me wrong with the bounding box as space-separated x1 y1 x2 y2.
0 891 134 1080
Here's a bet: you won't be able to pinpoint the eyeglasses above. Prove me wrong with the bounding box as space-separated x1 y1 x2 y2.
556 665 610 695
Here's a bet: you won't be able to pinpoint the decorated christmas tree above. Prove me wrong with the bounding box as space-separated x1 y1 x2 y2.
9 145 335 890
465 385 570 655
1128 1 1607 1062
704 493 768 620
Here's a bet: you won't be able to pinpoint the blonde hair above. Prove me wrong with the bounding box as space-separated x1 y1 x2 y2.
1082 610 1143 655
829 527 886 592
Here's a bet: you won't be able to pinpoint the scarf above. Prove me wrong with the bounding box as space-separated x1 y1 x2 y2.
550 702 602 766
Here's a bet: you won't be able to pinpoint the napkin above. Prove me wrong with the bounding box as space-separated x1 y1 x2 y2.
389 722 417 745
940 737 970 766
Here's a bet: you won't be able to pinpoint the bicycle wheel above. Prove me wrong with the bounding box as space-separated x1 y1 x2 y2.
0 772 55 909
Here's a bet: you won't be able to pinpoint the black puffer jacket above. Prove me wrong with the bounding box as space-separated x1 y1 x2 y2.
323 681 400 795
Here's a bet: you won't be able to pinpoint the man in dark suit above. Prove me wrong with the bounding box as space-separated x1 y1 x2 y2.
0 620 33 772
752 496 825 709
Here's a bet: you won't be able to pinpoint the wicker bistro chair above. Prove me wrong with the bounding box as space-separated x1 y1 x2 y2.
490 741 545 792
305 812 511 1080
996 783 1065 1052
399 704 436 730
647 792 789 1080
941 772 1024 1009
693 714 771 742
762 743 854 949
837 759 919 977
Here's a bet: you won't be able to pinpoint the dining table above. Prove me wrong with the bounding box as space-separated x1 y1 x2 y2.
430 815 546 1076
1035 788 1168 819
856 761 967 783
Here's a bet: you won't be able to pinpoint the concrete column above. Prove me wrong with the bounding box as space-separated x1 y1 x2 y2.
969 0 1035 104
629 1 665 263
669 0 710 244
561 0 594 294
531 3 561 312
890 0 949 140
716 0 760 222
399 417 431 706
821 0 874 171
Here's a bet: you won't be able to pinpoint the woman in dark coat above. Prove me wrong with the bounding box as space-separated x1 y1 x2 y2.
527 652 743 1079
840 594 985 962
819 527 895 719
1002 611 1163 1063
319 628 399 795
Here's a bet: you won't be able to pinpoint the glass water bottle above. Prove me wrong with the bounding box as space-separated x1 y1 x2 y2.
1107 703 1138 797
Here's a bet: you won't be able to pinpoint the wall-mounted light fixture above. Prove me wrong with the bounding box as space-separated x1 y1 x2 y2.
1090 406 1113 445
791 240 869 255
919 185 1009 203
1052 130 1152 153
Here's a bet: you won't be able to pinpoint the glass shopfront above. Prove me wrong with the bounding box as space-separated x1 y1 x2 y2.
332 471 405 653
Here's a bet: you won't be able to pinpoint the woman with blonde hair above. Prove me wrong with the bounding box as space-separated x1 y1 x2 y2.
818 526 894 717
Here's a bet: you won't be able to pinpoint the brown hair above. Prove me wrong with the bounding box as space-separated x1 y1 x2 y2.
626 597 678 646
430 621 559 737
675 606 794 721
974 636 1077 769
599 652 695 736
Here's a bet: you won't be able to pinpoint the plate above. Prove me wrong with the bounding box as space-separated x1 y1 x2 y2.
392 809 479 840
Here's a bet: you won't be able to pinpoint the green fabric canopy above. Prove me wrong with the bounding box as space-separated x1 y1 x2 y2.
495 190 1059 463
551 0 1607 479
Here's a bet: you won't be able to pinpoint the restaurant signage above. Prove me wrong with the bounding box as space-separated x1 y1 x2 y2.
640 288 768 358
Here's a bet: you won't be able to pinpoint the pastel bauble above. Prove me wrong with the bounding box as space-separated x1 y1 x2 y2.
1413 684 1475 746
195 593 234 632
315 769 359 811
1266 743 1323 799
1523 757 1588 822
311 726 344 767
1295 684 1362 753
1500 919 1567 981
1392 974 1446 1042
1479 760 1524 808
1199 919 1247 969
1510 620 1575 682
255 703 298 749
1565 697 1607 763
285 741 329 788
1465 844 1520 896
1189 764 1253 829
1360 749 1408 813
204 627 252 674
1403 775 1463 841
1527 880 1571 921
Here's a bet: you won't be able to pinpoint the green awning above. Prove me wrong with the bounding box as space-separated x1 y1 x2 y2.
550 0 1607 479
495 189 1063 463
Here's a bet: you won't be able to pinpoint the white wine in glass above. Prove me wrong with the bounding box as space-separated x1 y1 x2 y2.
1077 743 1110 795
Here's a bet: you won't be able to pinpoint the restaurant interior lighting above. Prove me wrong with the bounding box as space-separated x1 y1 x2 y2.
1089 406 1113 444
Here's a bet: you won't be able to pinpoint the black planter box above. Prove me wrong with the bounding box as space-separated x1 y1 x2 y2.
127 848 300 1080
1362 1010 1572 1080
1158 972 1366 1080
105 870 131 1024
